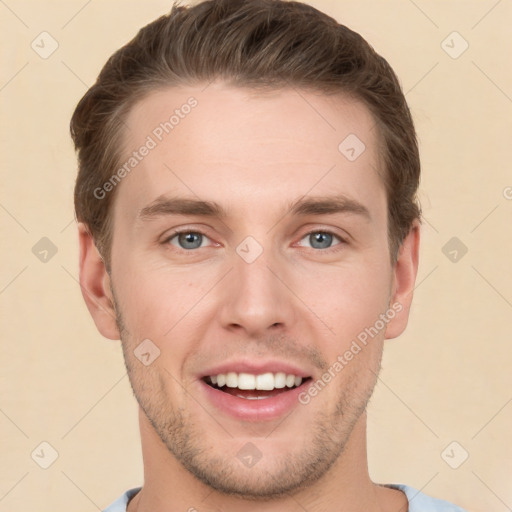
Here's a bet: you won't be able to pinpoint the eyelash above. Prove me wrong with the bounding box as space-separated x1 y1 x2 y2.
162 228 347 253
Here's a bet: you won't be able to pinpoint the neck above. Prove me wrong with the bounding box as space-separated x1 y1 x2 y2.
128 409 407 512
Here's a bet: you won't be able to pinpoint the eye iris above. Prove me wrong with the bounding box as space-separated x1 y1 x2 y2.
310 232 332 249
178 232 202 249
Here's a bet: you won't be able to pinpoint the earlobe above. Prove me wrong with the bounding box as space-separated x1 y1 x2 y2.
385 220 421 340
78 223 120 340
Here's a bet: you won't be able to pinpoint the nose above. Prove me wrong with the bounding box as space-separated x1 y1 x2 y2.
217 246 296 338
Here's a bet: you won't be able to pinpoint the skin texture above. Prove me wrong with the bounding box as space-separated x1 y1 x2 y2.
78 83 419 512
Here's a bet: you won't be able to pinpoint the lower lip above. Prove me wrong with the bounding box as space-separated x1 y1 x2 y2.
198 379 310 422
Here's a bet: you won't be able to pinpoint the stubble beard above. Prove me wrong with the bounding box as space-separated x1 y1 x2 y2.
113 296 381 500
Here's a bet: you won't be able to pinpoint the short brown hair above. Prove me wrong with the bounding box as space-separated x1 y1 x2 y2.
71 0 421 267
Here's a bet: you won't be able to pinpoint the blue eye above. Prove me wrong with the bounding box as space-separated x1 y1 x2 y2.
300 231 343 250
163 229 344 253
168 231 209 250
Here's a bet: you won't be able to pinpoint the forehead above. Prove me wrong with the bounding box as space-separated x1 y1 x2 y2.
115 82 385 222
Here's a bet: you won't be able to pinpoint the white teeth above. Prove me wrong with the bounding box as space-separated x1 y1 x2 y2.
226 372 238 388
274 372 286 388
285 374 296 388
238 373 256 390
256 372 274 390
236 394 271 400
207 372 305 391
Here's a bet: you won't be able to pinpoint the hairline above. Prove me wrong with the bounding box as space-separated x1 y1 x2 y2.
94 82 398 270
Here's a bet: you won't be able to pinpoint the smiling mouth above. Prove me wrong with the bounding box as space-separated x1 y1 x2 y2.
202 372 312 400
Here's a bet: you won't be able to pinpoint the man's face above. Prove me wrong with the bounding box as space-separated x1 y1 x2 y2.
105 83 404 498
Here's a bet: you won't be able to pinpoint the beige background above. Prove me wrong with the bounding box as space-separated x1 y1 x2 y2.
1 1 511 511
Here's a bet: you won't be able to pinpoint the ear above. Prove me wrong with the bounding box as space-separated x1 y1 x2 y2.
385 220 420 340
78 223 120 340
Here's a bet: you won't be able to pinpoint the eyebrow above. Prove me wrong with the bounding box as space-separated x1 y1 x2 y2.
288 195 370 220
138 196 226 220
137 194 371 221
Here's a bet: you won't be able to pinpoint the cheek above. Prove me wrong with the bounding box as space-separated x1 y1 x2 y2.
113 259 216 342
299 257 392 344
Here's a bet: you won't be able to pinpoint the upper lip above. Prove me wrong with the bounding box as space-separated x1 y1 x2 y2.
198 359 312 379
